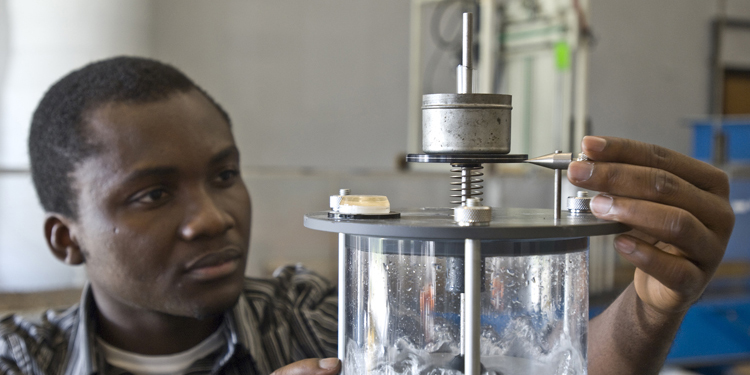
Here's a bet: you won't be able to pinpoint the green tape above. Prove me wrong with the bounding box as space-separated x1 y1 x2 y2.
555 41 571 71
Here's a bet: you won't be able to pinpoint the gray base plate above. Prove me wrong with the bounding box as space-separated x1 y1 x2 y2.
304 207 629 240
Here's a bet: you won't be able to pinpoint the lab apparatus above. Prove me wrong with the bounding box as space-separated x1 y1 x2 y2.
304 13 627 375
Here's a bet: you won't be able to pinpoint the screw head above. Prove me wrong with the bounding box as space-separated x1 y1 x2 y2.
330 189 352 211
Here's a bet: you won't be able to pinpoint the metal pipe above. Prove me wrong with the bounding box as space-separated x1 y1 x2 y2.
554 169 562 221
338 233 346 363
464 238 481 375
573 0 590 154
478 0 497 94
460 293 465 356
461 12 473 94
554 151 562 221
563 252 573 337
462 13 472 69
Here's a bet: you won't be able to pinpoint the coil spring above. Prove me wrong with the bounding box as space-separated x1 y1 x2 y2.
450 164 484 204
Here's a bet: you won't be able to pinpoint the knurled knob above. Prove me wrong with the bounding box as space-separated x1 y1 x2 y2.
454 197 492 226
567 191 592 214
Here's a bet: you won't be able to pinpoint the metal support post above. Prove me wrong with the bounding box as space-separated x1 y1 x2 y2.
338 233 346 364
554 150 562 221
465 238 481 375
458 12 473 94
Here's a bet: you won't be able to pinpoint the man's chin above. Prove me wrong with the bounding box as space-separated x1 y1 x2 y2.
186 280 244 319
189 302 237 321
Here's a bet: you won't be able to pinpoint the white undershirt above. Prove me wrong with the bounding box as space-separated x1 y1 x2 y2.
96 329 224 375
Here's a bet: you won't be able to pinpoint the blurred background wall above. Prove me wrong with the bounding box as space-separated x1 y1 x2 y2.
1 0 749 292
0 0 152 290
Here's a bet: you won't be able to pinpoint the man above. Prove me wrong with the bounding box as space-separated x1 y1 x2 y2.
3 57 338 375
0 56 735 375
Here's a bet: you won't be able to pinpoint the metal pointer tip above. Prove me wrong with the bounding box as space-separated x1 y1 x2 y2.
525 152 574 170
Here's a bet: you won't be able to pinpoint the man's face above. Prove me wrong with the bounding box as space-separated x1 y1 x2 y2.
69 90 251 319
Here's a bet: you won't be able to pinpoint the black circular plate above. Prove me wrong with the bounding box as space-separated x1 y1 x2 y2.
406 153 528 164
327 211 401 220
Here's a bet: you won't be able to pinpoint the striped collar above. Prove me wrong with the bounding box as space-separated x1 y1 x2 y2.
2 267 336 375
62 284 99 375
62 284 255 375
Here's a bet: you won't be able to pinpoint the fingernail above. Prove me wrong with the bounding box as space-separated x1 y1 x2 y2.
583 136 607 152
568 161 594 182
591 194 613 215
319 358 340 370
615 236 636 254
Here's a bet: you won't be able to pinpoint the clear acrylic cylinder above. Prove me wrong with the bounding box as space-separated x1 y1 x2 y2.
342 235 589 375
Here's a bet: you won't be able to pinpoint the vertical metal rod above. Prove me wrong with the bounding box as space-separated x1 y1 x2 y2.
554 169 561 221
462 12 473 94
462 13 473 69
478 0 497 94
465 239 481 375
563 252 571 336
459 293 465 356
554 150 562 221
573 1 590 154
338 233 346 365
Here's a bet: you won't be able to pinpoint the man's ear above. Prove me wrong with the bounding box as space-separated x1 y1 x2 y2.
44 214 84 265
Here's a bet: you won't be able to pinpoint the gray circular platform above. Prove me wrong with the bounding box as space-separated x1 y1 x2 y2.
304 207 629 240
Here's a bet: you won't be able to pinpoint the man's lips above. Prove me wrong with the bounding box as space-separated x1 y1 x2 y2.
185 247 243 280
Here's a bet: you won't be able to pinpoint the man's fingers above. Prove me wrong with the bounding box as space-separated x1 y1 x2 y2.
622 229 659 246
590 195 725 269
568 160 734 236
270 358 341 375
580 136 730 197
613 234 707 309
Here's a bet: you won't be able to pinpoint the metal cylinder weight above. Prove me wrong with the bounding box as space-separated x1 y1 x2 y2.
422 93 512 154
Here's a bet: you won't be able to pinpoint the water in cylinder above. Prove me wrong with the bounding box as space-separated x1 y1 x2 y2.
342 234 588 375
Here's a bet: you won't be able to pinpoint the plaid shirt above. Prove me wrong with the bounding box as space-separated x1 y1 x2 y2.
0 265 337 375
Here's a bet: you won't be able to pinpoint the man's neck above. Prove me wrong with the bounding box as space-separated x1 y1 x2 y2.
90 287 224 355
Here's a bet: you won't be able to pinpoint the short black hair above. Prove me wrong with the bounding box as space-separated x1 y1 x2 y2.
28 56 230 218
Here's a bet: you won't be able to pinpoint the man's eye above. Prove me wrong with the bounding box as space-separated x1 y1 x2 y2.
147 189 165 201
217 169 239 183
134 188 170 204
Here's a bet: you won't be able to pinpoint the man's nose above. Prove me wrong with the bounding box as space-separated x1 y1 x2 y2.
180 190 235 240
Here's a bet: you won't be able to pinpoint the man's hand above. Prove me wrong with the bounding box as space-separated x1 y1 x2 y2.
568 136 735 314
270 358 341 375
